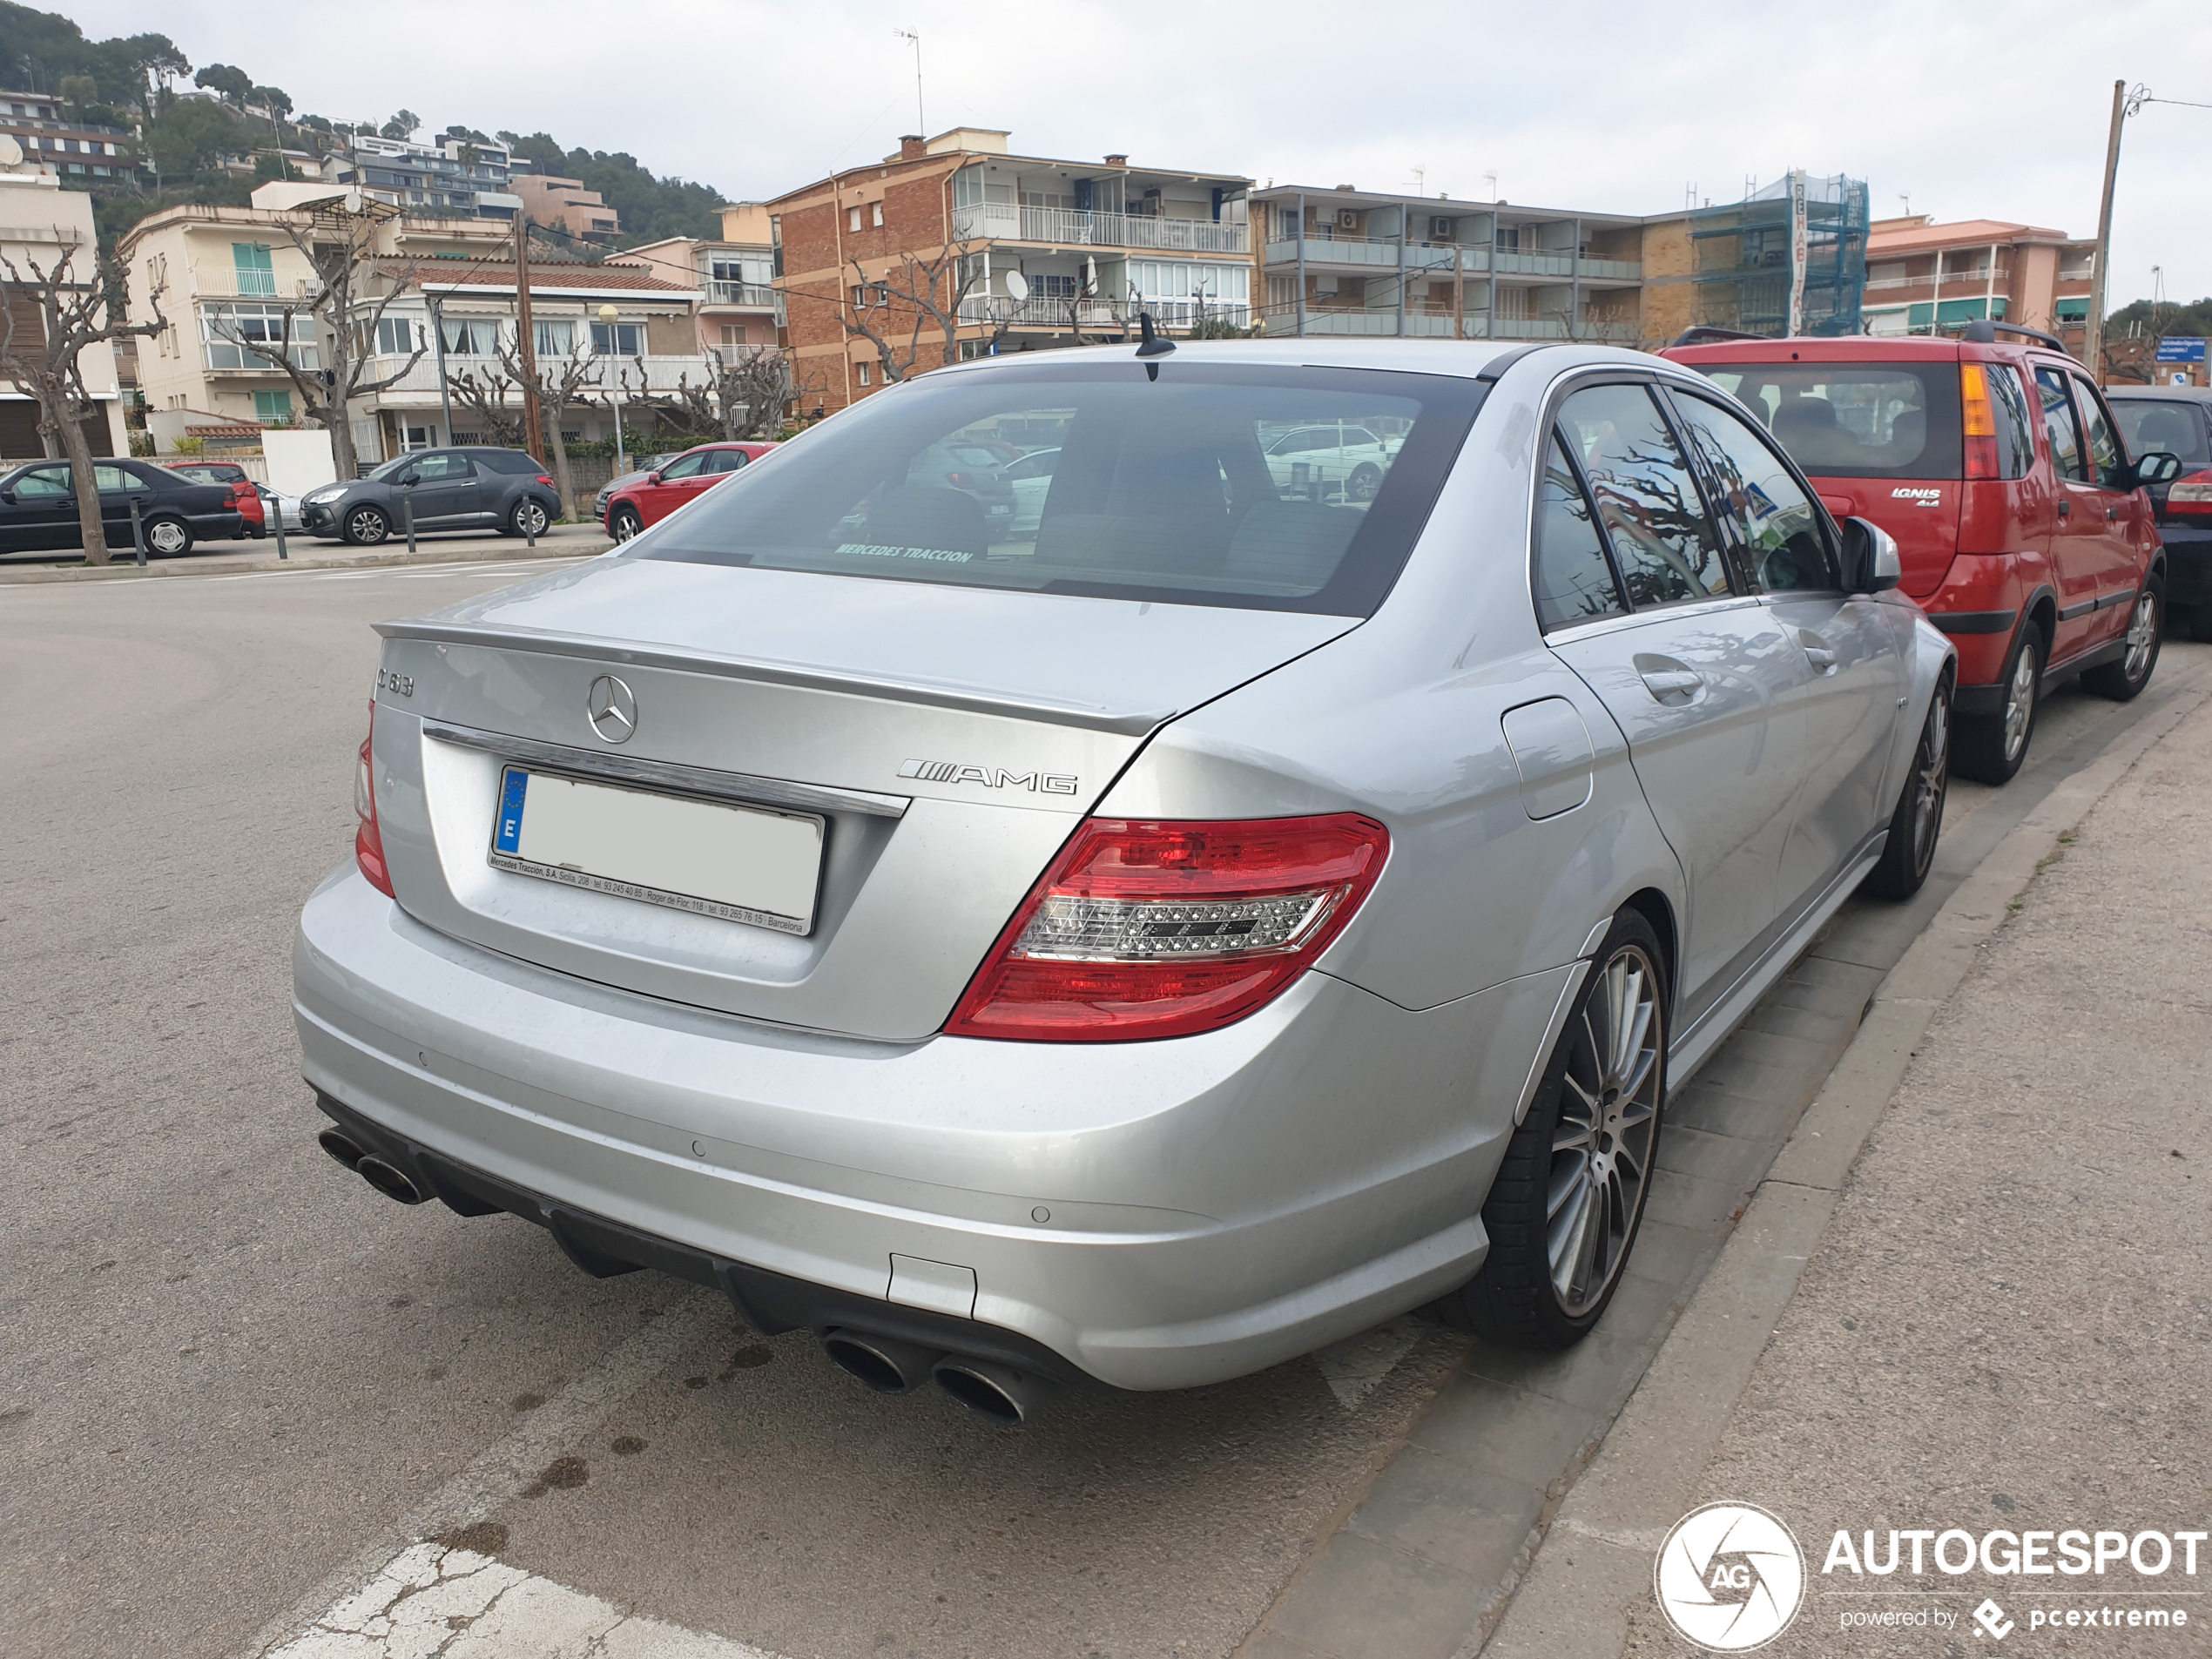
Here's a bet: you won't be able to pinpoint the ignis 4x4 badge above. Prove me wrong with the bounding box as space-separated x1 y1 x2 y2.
1891 486 1945 505
1655 1501 1807 1651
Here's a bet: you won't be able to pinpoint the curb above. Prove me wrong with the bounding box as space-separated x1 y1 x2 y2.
1474 669 2212 1659
0 536 608 586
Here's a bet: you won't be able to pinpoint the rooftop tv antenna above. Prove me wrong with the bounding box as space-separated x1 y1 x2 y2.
894 29 924 135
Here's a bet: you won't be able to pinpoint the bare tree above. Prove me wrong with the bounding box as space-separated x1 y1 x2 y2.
214 203 425 476
496 334 599 516
447 361 524 448
840 241 985 383
711 346 795 440
0 243 166 565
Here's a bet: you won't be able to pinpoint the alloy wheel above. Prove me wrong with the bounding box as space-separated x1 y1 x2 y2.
1548 945 1662 1317
2002 638 2038 764
348 508 388 545
2122 592 2157 682
612 509 642 543
1909 689 1950 873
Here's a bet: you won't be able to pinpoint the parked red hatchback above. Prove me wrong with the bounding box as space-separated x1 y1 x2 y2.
1663 324 2178 781
598 441 779 543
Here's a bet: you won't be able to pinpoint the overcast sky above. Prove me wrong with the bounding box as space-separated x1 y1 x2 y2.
77 0 2212 312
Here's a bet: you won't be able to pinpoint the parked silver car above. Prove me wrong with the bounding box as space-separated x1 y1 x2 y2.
295 340 1954 1422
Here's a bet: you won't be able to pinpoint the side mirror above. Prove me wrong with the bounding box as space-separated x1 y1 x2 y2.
0 489 14 504
2132 450 2182 489
644 471 664 485
1840 516 1902 595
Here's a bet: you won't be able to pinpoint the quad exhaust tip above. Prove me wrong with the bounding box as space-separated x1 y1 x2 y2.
930 1357 1037 1426
819 1331 1042 1423
819 1330 938 1393
317 1128 365 1170
354 1153 428 1205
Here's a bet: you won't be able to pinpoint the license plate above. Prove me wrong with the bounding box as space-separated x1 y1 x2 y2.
489 765 823 934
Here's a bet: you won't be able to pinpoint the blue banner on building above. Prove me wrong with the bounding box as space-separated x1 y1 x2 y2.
2155 337 2207 363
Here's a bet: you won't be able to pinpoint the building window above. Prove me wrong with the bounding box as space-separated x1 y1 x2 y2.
200 302 317 370
719 323 750 346
442 318 501 355
374 316 417 356
533 320 574 358
857 362 871 387
253 389 294 424
872 201 884 228
849 206 862 233
590 320 644 356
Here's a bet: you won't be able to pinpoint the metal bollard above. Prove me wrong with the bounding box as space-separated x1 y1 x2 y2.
525 497 537 548
401 489 416 555
273 496 288 561
129 496 146 566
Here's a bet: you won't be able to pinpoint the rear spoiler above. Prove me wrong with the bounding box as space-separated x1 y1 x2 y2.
1959 319 2067 353
1669 326 1770 347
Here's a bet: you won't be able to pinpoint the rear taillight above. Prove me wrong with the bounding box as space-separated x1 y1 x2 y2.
2168 470 2212 516
536 475 555 488
355 701 395 897
944 814 1389 1042
1961 363 2000 481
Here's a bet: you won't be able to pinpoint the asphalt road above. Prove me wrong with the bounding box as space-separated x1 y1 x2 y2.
0 562 2191 1659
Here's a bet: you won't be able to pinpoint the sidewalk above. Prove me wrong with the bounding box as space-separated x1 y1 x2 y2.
0 523 610 585
1486 672 2212 1657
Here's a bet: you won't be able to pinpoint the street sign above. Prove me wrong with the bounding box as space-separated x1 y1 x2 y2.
2155 337 2206 362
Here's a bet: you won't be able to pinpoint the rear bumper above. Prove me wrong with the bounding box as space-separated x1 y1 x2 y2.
2156 523 2212 605
293 867 1567 1390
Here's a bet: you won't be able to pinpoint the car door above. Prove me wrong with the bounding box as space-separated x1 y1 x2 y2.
1539 381 1814 1028
2066 370 2153 640
401 453 480 526
638 449 712 526
1 462 80 550
2033 365 2111 664
1669 387 1905 917
94 462 158 541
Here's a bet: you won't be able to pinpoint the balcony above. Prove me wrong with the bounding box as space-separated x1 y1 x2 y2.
191 265 314 300
956 294 1251 330
1260 239 1640 283
951 203 1249 255
1258 307 1636 343
357 352 722 401
705 280 778 307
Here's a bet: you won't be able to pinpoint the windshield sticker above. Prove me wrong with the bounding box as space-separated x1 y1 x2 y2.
836 543 974 564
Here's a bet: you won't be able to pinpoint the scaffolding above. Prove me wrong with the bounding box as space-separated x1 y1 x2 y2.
1690 172 1869 337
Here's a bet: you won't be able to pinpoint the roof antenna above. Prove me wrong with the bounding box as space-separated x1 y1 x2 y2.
1136 310 1175 360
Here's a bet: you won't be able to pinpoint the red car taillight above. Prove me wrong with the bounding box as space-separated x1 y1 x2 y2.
1961 363 2001 481
944 814 1389 1042
2168 469 2212 516
536 475 555 488
355 701 395 897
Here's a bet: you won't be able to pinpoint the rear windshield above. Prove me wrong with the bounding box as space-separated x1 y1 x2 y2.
2107 398 2210 464
475 449 548 475
1682 361 1961 480
633 360 1487 616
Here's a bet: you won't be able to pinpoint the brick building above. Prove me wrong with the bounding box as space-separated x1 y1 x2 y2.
1860 215 2094 349
767 128 1251 415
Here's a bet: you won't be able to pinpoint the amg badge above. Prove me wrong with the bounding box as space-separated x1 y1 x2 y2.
899 759 1079 794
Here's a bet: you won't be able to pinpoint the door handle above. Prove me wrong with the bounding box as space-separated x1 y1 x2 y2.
1637 666 1704 701
2106 506 2120 523
2056 498 2073 519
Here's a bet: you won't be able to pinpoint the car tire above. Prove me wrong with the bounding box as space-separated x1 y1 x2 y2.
2080 580 2162 702
508 498 550 538
1861 674 1951 901
1443 908 1668 1350
343 504 389 546
610 505 644 543
1347 462 1384 502
1953 621 2043 785
141 514 192 557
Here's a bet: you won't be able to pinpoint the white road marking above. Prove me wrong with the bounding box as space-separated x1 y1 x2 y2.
237 1292 725 1658
267 1543 779 1659
1309 1314 1424 1411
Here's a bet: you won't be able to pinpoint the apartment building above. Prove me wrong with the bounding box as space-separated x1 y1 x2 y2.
118 185 709 463
1252 185 1643 342
328 132 526 223
1860 215 2094 347
511 173 619 245
0 89 138 185
768 128 1251 413
610 203 779 354
0 157 125 458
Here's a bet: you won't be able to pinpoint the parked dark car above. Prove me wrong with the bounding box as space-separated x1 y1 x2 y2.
2106 385 2212 641
0 457 246 556
298 448 561 544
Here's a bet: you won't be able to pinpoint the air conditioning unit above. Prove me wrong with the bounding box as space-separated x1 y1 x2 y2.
1336 209 1358 232
1429 215 1454 240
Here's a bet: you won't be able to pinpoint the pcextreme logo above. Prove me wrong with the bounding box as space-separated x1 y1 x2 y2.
1655 1502 1807 1651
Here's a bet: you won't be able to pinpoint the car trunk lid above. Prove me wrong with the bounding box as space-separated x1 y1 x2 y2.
368 557 1356 1041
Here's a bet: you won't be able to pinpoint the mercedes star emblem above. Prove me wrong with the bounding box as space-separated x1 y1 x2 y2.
586 674 637 744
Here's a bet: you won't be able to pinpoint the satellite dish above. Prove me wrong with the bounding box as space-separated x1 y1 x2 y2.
343 187 364 214
1003 270 1028 303
0 136 20 167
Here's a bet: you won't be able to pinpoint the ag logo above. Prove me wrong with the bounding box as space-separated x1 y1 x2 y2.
1655 1501 1806 1651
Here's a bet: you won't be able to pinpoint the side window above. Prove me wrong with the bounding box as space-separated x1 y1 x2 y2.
2035 367 2087 482
1670 392 1836 593
710 448 749 474
659 452 710 480
16 465 71 497
1985 364 2036 480
1533 431 1628 631
1557 383 1732 608
2070 377 2128 490
94 464 150 492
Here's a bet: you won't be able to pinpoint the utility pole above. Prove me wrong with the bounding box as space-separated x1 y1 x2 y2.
514 216 544 459
428 294 453 445
2085 79 2128 376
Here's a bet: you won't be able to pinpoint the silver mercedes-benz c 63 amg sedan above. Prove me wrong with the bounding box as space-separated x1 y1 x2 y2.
294 339 1955 1421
